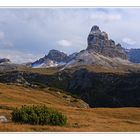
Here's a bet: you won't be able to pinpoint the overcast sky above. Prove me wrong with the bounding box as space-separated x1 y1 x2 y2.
0 8 139 63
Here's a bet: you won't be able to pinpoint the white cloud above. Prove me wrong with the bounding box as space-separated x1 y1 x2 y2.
57 39 72 47
90 12 121 22
122 37 136 45
0 31 13 48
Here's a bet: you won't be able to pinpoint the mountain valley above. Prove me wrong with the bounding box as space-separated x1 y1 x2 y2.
0 25 140 131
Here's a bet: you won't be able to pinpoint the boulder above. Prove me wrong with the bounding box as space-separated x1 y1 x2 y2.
0 116 8 123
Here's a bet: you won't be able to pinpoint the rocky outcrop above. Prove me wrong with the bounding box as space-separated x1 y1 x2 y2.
0 116 8 123
87 25 128 60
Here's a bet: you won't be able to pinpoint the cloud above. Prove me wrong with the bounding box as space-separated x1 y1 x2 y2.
57 40 72 47
0 31 5 39
0 50 42 64
122 37 136 45
90 12 121 22
0 31 13 48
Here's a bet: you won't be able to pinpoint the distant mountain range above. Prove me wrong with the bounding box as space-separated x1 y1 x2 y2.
31 25 140 69
0 25 140 69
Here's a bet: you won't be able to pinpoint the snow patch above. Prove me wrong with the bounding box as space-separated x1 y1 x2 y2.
32 61 66 68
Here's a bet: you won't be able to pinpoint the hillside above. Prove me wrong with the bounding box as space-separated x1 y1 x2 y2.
0 83 140 132
0 65 140 108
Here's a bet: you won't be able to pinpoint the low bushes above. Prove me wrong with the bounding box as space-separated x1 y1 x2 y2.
11 105 67 126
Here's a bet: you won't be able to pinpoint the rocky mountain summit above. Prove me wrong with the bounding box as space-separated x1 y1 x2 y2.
64 25 130 68
87 25 128 59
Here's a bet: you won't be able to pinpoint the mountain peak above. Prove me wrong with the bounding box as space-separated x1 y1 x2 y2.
91 25 100 31
47 49 68 62
90 25 101 35
87 25 128 60
48 49 61 54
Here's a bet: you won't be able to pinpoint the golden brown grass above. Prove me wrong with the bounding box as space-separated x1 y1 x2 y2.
63 64 140 75
0 84 140 132
18 67 60 75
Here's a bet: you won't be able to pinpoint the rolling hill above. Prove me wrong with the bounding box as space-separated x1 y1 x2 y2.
0 83 140 132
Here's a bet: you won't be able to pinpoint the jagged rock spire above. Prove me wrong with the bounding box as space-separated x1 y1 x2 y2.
87 25 128 60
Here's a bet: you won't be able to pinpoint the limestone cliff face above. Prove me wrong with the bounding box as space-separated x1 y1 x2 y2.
87 25 128 60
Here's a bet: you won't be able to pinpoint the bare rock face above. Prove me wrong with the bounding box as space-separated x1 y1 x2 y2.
46 49 68 62
87 25 128 60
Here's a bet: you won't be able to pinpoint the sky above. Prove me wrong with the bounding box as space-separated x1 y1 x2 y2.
0 8 140 63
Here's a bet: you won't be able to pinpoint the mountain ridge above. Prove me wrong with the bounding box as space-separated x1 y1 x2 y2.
31 25 132 69
1 25 140 69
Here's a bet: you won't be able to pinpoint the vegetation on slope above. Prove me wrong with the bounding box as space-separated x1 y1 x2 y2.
0 84 140 131
12 105 67 126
